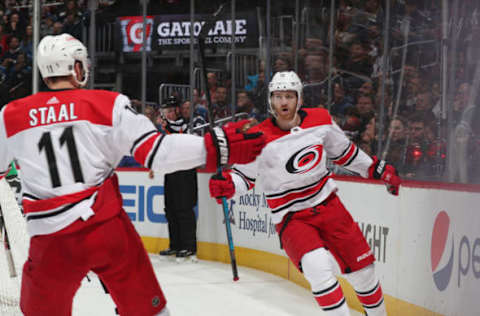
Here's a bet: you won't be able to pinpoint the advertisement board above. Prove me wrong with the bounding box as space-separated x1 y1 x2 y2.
117 169 480 315
116 12 259 52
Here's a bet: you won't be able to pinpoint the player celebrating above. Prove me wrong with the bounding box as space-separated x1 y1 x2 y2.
0 34 265 316
209 71 401 315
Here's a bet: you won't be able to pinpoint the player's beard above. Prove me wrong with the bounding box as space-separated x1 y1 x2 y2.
275 107 300 130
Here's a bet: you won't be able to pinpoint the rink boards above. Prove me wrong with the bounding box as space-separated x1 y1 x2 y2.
116 169 480 316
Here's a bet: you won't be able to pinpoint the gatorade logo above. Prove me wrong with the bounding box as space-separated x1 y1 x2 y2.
431 211 454 291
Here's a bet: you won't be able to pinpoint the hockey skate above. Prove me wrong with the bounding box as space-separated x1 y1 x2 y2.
175 250 198 263
159 248 177 261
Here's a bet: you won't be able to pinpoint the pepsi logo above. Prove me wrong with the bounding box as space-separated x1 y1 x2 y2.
431 211 454 291
285 144 323 174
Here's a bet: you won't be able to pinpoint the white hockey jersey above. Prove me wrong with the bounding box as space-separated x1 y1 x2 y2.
230 108 374 224
0 89 207 236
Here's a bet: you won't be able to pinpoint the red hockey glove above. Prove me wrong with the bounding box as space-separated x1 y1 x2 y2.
209 171 235 204
204 120 266 172
368 156 401 196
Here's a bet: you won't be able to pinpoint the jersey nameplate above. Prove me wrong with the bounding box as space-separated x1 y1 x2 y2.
29 103 78 126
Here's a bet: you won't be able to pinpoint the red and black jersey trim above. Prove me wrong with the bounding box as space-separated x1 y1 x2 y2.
146 134 165 169
232 167 255 190
267 173 331 214
130 130 158 155
331 142 358 166
25 194 93 221
23 193 40 201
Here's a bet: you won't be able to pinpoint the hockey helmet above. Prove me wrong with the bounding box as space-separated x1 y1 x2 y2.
37 33 89 87
161 95 180 108
268 71 303 116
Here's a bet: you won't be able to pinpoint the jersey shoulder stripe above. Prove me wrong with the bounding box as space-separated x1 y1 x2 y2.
3 89 120 137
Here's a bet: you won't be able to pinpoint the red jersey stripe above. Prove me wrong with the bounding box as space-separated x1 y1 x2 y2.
133 133 162 166
333 143 356 165
267 176 330 210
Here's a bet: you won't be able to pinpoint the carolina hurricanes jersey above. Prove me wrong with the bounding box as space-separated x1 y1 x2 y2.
230 108 373 224
0 89 207 236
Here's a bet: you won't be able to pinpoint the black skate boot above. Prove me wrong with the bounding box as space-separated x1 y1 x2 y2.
175 250 197 263
159 248 177 256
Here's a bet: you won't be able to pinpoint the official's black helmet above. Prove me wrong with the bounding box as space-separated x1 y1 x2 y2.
161 95 180 108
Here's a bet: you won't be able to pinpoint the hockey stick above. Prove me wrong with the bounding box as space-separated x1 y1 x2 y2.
197 2 239 281
0 206 17 277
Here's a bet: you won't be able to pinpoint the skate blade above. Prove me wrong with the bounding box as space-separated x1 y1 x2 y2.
175 256 198 263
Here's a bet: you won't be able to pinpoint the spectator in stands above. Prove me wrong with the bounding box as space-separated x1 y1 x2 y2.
303 52 328 107
384 116 408 173
180 100 207 135
245 59 265 93
236 90 263 122
414 89 436 121
357 80 375 98
404 114 434 179
62 12 82 40
58 0 83 22
40 14 55 36
0 24 9 57
52 21 64 35
452 82 472 126
7 52 31 87
357 113 377 156
191 88 208 120
21 24 33 61
6 12 24 39
212 85 231 121
341 40 373 77
330 81 354 117
2 36 21 63
204 71 218 104
273 53 293 73
355 94 375 117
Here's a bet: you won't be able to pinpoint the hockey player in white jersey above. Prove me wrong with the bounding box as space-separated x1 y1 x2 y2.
209 71 401 315
0 34 266 316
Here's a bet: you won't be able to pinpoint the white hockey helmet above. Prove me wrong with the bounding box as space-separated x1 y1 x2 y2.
37 33 89 87
268 71 303 116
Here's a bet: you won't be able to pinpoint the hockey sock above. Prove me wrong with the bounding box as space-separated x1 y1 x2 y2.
355 282 385 315
346 264 386 316
302 248 351 316
313 280 350 315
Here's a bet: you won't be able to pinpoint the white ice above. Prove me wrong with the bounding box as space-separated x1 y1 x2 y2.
73 254 364 316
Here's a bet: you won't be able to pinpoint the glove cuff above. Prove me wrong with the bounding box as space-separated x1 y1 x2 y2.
368 156 386 180
204 127 230 172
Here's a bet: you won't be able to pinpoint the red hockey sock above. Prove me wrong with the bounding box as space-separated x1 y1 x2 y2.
313 280 347 312
355 281 384 310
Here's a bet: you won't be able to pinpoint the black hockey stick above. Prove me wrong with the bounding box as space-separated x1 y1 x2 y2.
197 2 239 281
0 206 17 277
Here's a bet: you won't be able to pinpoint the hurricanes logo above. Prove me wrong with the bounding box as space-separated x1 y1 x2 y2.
285 144 323 174
431 211 454 291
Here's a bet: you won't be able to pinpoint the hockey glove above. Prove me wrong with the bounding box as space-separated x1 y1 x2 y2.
204 120 266 172
368 156 401 196
209 171 235 204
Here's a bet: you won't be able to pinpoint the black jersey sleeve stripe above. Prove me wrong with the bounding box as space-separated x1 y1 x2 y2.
146 135 165 169
329 142 351 161
343 146 359 167
130 130 158 155
232 167 256 182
